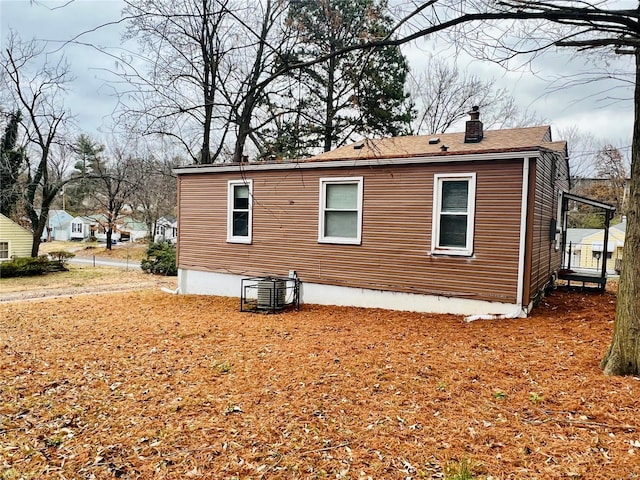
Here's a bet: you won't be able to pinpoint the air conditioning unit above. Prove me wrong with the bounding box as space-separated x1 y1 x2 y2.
257 278 286 309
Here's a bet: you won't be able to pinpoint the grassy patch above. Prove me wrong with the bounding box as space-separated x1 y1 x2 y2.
38 240 147 261
0 265 162 293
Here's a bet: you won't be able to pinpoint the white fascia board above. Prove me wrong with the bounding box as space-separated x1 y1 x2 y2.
174 150 542 176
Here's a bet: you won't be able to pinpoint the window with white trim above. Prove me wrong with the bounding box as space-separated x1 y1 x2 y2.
227 179 253 243
318 177 363 245
431 173 476 256
0 241 9 260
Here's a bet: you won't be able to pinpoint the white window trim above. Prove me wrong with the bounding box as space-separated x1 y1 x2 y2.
431 173 476 256
227 179 253 244
0 240 10 261
318 176 363 245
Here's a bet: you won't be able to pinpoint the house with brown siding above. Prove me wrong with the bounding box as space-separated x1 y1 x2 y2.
174 111 570 316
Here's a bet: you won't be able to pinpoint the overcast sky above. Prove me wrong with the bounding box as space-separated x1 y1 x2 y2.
1 0 634 166
1 0 125 134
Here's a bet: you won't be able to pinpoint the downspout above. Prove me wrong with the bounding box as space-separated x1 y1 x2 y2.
515 157 530 316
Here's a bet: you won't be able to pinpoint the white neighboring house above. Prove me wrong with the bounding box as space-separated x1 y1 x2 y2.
119 218 149 242
86 214 121 243
41 210 74 242
154 216 178 244
70 216 99 240
82 215 149 243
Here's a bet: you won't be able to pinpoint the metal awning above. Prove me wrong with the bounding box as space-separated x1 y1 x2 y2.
562 192 616 212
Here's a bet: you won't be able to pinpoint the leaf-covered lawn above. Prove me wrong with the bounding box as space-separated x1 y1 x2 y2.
1 288 638 479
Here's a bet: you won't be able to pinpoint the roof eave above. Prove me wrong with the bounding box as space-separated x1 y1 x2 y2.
174 148 548 176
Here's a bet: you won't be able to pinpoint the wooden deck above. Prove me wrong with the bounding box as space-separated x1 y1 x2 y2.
558 269 607 291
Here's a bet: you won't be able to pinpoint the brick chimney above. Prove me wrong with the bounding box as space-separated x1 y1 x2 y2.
464 106 483 143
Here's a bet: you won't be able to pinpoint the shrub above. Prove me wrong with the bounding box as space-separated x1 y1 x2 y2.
47 251 76 271
141 241 177 276
0 256 52 278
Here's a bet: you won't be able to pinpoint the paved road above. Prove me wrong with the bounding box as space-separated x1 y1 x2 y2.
69 256 142 270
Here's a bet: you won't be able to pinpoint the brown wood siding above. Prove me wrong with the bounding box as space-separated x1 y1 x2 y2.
527 151 569 304
178 159 525 303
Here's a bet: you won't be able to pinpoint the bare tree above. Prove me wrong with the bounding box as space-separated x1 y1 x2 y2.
594 144 630 214
555 125 602 179
118 0 298 164
408 56 545 134
132 155 178 238
217 0 300 162
119 0 234 164
0 31 74 256
91 141 146 250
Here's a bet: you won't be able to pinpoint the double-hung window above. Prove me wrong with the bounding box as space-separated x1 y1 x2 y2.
318 177 363 245
0 241 9 260
227 179 253 244
431 173 476 256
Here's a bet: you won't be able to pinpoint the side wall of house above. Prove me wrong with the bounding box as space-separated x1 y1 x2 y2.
0 215 34 259
178 159 525 305
526 151 570 305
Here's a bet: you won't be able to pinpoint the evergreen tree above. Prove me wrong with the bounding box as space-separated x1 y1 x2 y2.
67 134 104 215
272 0 413 155
355 40 415 138
0 111 26 218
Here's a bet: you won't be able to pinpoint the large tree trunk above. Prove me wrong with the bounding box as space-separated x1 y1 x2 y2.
30 220 46 257
234 98 254 163
601 50 640 376
26 191 51 258
106 228 114 251
323 48 336 153
232 0 271 164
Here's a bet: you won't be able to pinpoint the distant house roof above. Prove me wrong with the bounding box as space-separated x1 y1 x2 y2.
611 221 627 234
0 213 32 236
86 214 109 224
158 215 177 224
47 210 73 227
73 216 99 224
567 221 627 247
566 228 601 245
120 218 148 231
